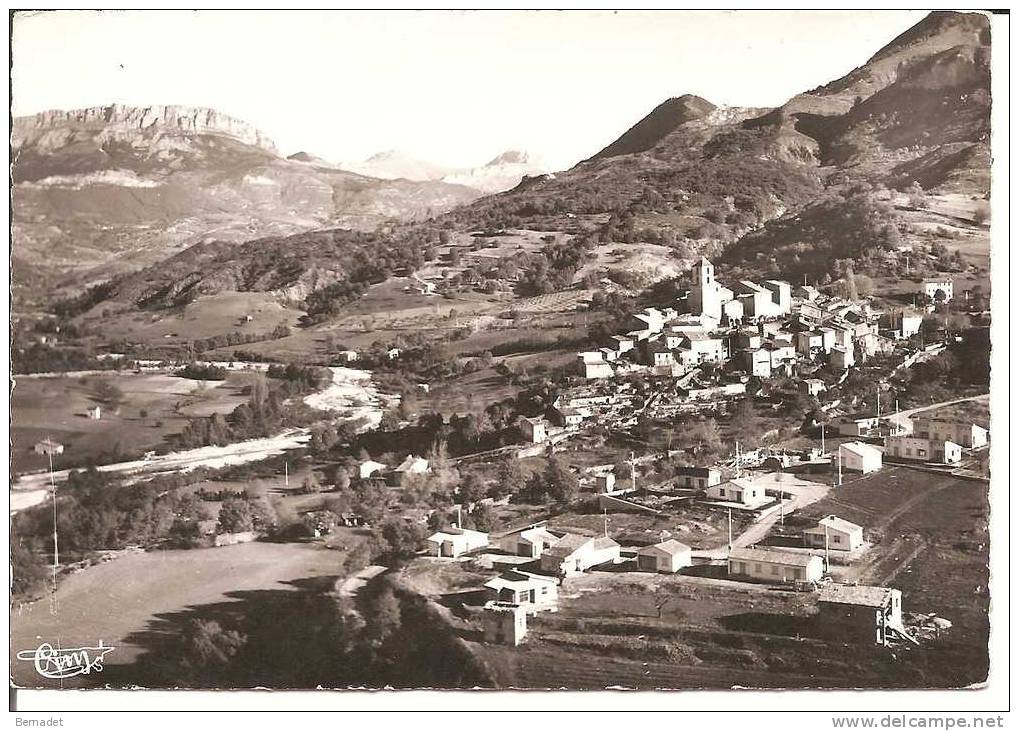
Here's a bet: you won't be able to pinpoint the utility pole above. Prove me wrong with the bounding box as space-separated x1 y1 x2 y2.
820 422 826 456
727 508 733 552
876 387 881 420
284 460 289 489
629 451 637 491
48 446 58 612
824 522 830 572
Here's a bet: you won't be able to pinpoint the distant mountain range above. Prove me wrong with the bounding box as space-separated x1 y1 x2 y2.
11 105 483 290
337 149 548 194
13 11 992 319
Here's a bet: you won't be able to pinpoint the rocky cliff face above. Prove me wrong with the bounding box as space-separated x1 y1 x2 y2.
12 104 279 154
11 105 483 292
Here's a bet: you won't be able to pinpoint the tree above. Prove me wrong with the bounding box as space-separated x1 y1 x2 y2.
180 619 246 670
469 503 496 533
367 586 402 643
526 457 579 504
217 497 254 534
459 472 487 506
380 519 425 559
731 399 760 444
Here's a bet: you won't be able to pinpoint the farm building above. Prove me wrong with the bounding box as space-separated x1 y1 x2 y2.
911 416 988 449
676 466 722 490
482 602 528 646
539 534 620 576
837 416 880 437
636 540 692 573
518 417 547 444
839 442 883 473
728 547 825 584
705 476 769 507
33 438 64 456
550 406 585 427
804 515 864 552
884 435 962 464
426 527 489 558
336 350 358 363
577 352 613 379
358 459 388 479
389 454 430 485
483 570 558 609
501 526 559 558
923 278 953 303
86 405 102 420
817 584 904 646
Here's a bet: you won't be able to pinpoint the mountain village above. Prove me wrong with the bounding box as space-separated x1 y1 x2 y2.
9 10 995 692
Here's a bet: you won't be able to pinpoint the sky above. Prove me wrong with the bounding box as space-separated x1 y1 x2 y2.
11 10 929 172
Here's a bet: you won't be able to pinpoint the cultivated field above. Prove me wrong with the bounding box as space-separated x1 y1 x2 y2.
81 291 303 347
10 372 251 473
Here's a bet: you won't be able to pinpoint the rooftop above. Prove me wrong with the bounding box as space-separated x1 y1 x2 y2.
729 547 823 567
817 584 895 608
640 539 691 556
807 515 863 535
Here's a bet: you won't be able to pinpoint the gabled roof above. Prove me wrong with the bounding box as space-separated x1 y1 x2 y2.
817 584 895 608
546 533 593 556
518 527 559 545
395 454 429 472
593 536 620 550
729 547 823 567
839 441 882 459
806 515 862 535
639 539 691 556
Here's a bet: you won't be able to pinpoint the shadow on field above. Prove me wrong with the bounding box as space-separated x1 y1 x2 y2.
105 574 346 689
718 611 821 639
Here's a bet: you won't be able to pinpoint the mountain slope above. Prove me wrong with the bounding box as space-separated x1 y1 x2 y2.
590 94 716 159
441 11 990 268
11 105 482 291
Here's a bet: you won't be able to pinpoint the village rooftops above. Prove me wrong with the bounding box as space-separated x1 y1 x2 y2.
813 515 863 534
676 466 719 478
817 584 896 608
394 454 429 473
545 533 592 556
484 570 556 592
840 441 882 459
642 539 690 555
592 536 621 551
729 546 822 567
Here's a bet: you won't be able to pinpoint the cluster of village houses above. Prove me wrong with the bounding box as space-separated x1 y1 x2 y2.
424 506 913 649
575 257 943 384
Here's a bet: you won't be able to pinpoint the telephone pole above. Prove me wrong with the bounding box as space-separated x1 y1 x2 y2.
48 446 58 613
727 508 733 552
